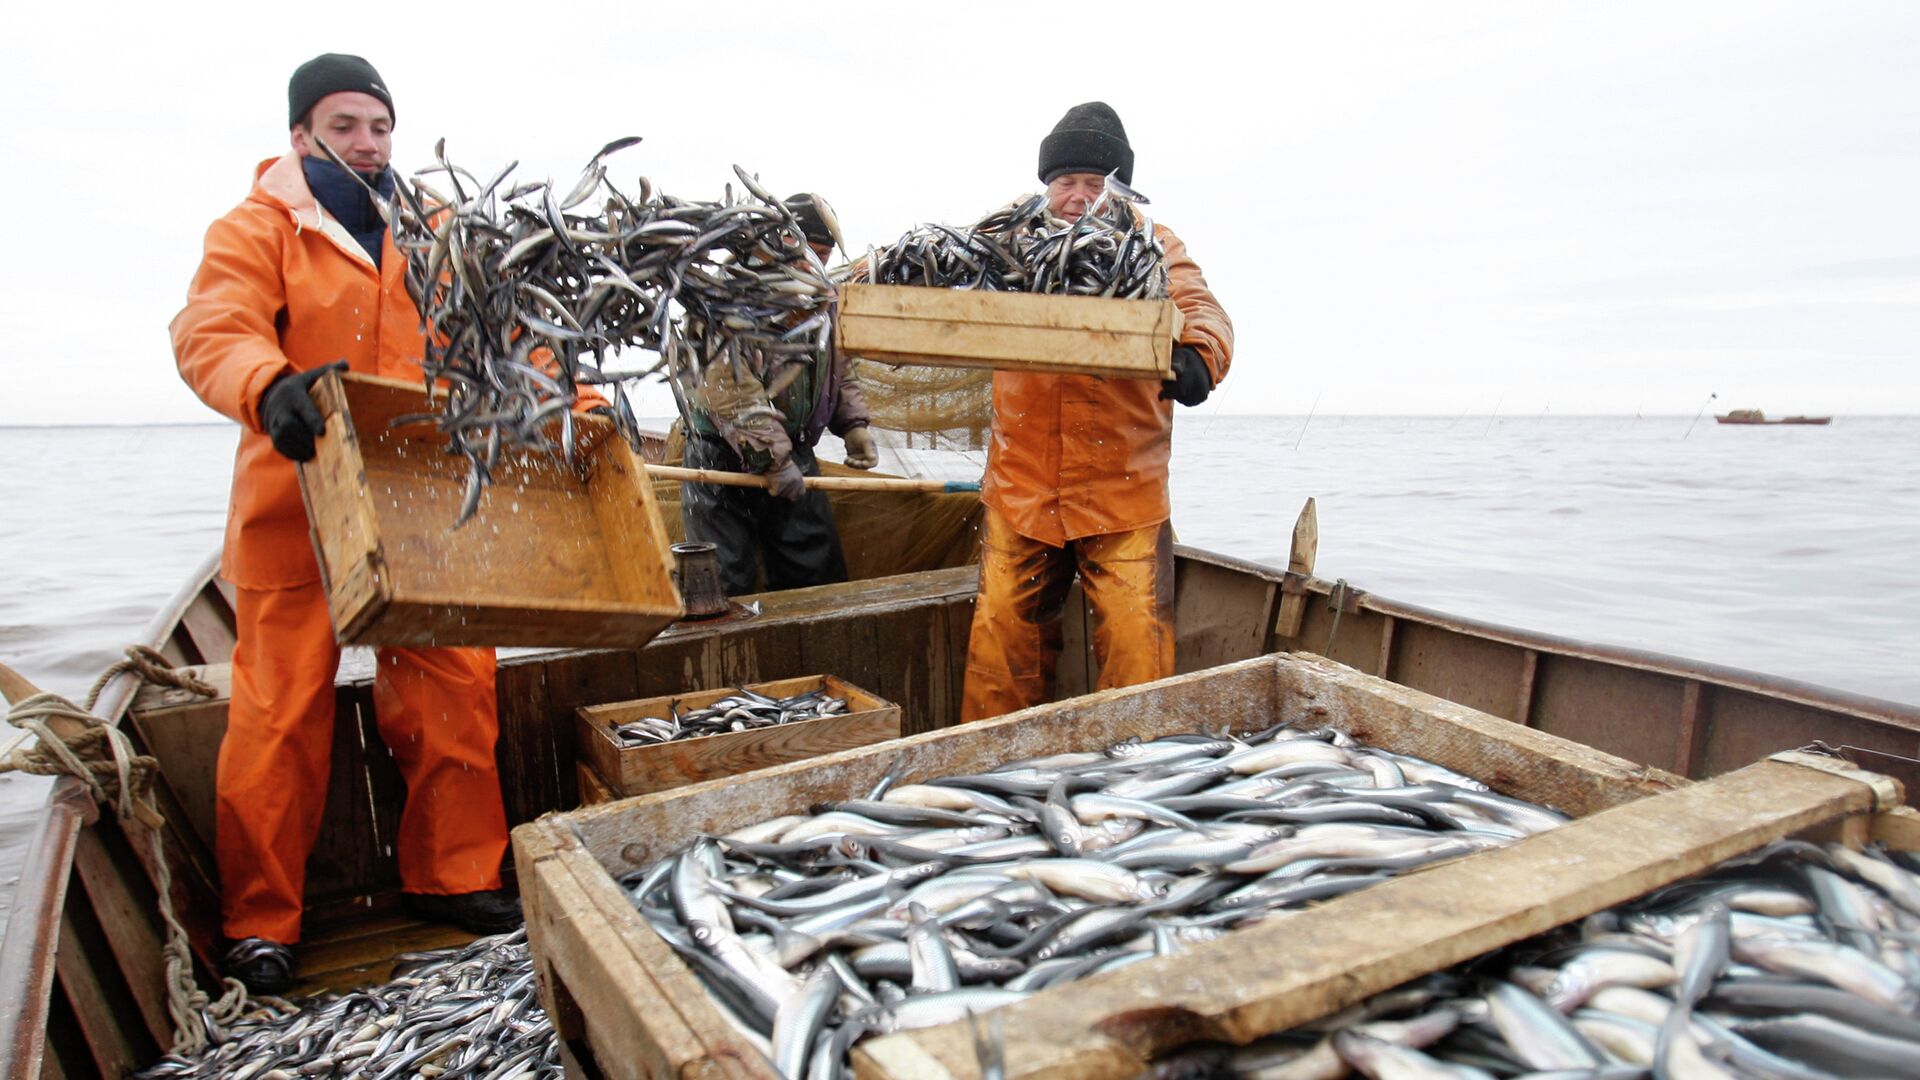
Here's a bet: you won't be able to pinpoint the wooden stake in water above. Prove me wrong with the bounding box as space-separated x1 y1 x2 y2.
1683 392 1718 440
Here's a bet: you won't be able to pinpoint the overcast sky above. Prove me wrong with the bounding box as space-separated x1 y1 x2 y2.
2 1 1914 426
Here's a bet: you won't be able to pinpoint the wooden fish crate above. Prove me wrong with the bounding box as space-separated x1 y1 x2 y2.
513 652 1906 1080
834 283 1179 379
298 372 683 648
574 675 901 801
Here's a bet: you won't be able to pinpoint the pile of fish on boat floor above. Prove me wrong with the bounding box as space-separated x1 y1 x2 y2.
614 687 850 746
1144 838 1920 1080
625 722 1569 1079
363 137 839 526
861 178 1169 299
135 930 557 1080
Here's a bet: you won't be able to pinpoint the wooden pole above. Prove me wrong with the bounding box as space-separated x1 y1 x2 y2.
0 661 42 707
1274 498 1318 638
645 464 980 494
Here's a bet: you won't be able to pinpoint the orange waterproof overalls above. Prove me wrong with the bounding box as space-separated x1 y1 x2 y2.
961 222 1233 721
172 153 509 944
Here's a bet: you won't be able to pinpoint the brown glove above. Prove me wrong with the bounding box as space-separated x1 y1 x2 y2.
727 407 806 501
842 425 878 470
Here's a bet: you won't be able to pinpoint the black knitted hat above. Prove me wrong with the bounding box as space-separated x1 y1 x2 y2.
783 193 843 251
289 53 394 128
1037 101 1133 185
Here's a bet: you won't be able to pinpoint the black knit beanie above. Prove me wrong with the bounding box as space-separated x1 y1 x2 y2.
289 53 395 129
1037 101 1133 185
783 193 843 251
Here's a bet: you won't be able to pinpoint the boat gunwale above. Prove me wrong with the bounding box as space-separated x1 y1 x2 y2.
0 548 220 1078
1175 543 1920 731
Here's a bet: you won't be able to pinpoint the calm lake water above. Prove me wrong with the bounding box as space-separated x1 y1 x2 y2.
1 415 1916 925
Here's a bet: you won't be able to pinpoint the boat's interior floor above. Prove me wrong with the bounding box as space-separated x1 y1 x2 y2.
291 905 480 997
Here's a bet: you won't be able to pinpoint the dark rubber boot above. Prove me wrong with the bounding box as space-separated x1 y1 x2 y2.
222 937 295 995
402 887 523 935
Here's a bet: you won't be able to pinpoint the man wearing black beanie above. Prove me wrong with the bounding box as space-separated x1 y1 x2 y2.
171 53 525 996
678 192 880 595
962 101 1235 722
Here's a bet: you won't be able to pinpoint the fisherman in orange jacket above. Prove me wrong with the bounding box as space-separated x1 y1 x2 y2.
961 102 1234 722
171 54 525 994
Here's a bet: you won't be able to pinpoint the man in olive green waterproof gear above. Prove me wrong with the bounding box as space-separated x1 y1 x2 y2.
681 193 878 595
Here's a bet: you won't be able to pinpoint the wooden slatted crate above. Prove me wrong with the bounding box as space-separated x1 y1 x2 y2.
574 675 901 800
297 372 683 648
835 283 1180 379
513 653 1905 1080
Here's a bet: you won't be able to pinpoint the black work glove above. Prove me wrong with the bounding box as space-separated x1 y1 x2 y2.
1159 345 1212 407
260 360 348 462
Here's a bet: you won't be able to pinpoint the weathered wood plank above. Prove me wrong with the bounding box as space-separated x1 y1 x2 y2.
174 591 237 667
493 661 553 833
531 650 641 815
1872 805 1920 850
518 818 754 1080
858 757 1888 1080
837 286 1177 379
69 828 171 1048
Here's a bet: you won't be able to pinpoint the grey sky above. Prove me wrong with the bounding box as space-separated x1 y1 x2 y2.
3 1 1914 426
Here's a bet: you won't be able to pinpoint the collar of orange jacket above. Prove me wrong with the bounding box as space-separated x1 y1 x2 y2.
251 153 321 224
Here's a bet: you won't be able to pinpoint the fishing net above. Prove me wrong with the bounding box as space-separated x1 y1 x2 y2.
849 360 994 451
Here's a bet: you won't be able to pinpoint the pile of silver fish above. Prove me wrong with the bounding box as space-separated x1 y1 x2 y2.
135 930 557 1080
1145 838 1920 1079
615 688 851 746
863 176 1169 299
360 137 835 525
623 722 1569 1080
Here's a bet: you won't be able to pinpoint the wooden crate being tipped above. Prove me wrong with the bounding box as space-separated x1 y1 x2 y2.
297 371 683 648
835 282 1179 379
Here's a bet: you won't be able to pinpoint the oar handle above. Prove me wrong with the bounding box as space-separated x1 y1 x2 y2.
646 464 979 494
0 661 43 707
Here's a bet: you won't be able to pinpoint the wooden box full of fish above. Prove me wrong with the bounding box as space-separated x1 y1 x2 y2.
575 675 901 802
514 653 1904 1080
834 283 1181 379
297 371 684 648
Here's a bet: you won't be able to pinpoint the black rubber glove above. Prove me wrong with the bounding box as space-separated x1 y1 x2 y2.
260 361 348 462
766 456 808 501
1159 345 1212 407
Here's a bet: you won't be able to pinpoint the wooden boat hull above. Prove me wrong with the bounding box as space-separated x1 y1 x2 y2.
5 530 1918 1076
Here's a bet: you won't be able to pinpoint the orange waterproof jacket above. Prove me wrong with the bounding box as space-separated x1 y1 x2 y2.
173 154 604 588
173 154 437 589
981 222 1233 547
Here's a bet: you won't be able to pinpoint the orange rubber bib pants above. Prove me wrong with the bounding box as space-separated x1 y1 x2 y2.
223 584 508 943
174 154 513 944
961 506 1175 721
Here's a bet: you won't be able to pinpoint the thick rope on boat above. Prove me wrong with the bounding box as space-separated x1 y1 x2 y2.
0 650 282 1055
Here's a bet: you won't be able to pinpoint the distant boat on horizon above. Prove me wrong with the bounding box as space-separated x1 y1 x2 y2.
1715 408 1832 426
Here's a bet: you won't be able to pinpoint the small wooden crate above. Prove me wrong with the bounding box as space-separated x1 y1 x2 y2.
512 650 1906 1080
297 372 683 648
574 675 901 799
835 283 1179 379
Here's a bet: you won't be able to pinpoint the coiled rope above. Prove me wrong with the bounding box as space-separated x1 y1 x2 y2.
1 648 287 1054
